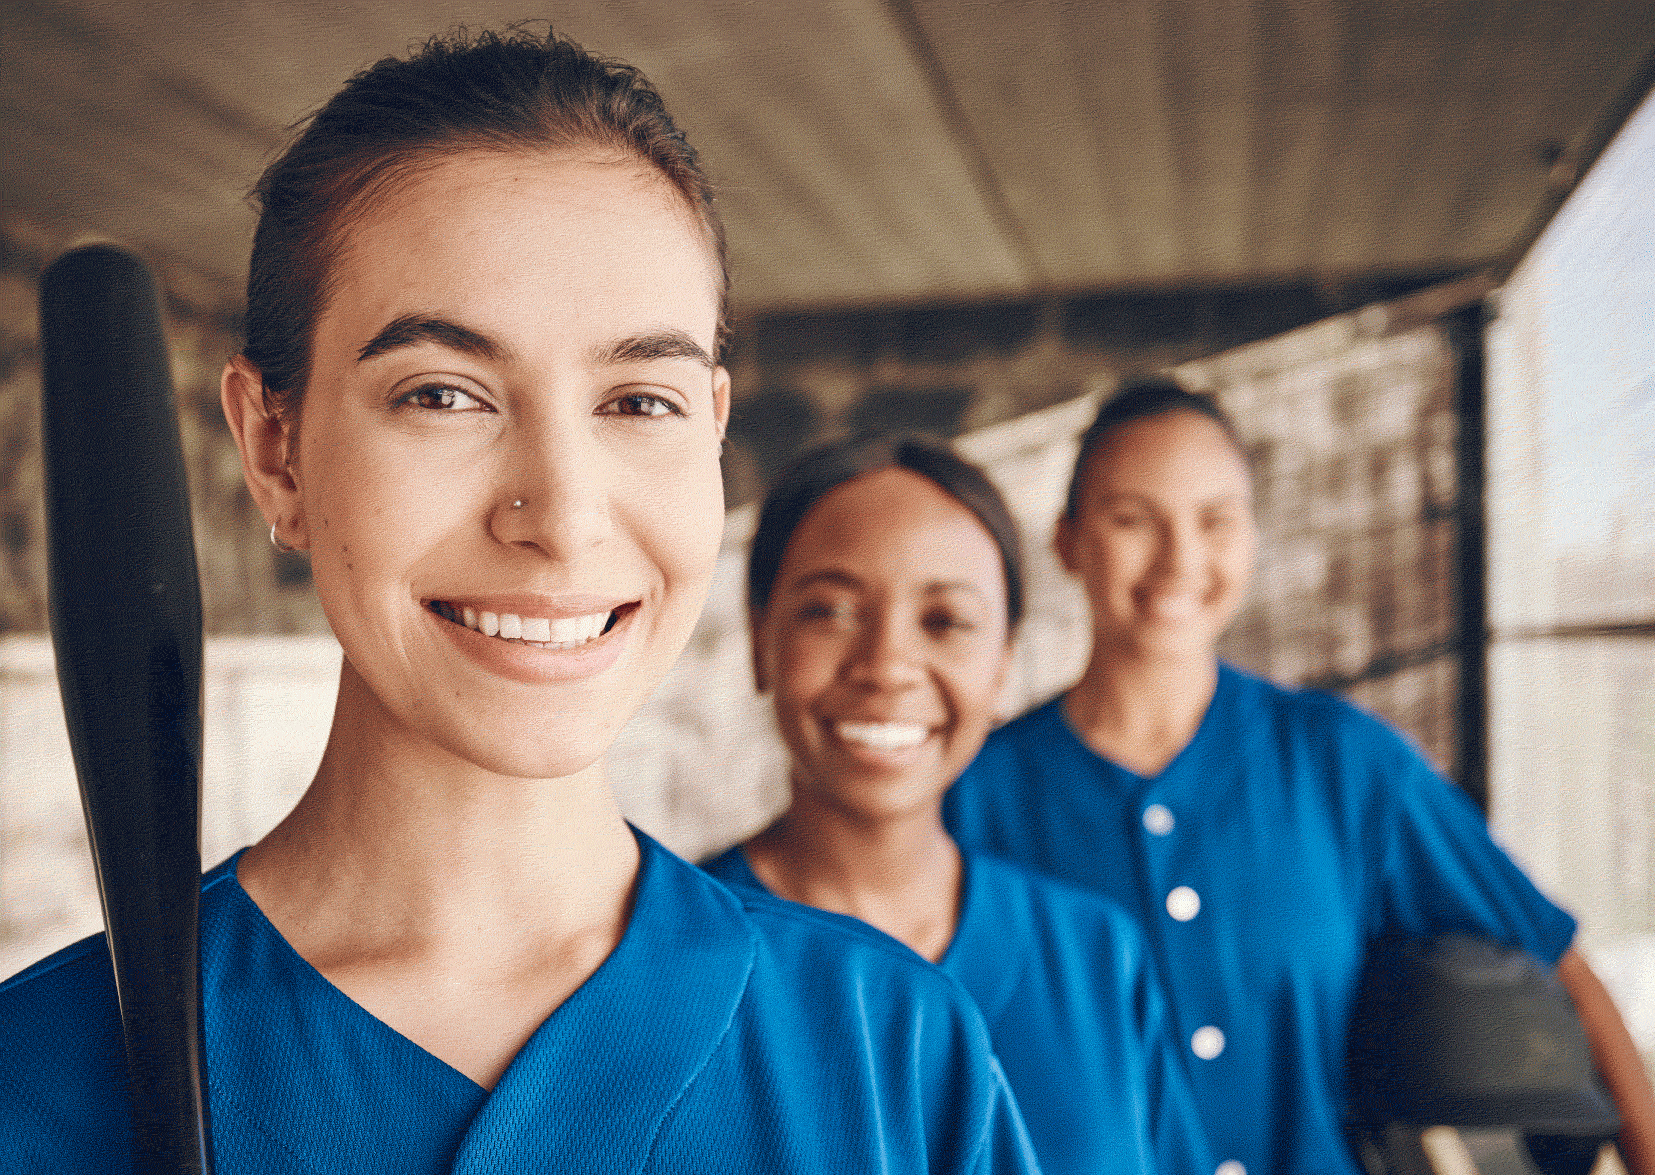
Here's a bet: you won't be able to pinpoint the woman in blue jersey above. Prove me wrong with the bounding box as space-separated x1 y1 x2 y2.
943 377 1655 1175
0 31 1039 1174
702 434 1213 1175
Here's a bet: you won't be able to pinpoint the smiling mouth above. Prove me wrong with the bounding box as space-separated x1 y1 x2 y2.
427 601 621 649
834 720 931 751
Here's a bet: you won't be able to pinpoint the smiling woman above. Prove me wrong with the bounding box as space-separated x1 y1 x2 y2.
944 377 1655 1175
0 29 1038 1174
702 434 1215 1175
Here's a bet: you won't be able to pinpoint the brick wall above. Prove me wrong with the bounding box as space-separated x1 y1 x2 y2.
719 275 1461 509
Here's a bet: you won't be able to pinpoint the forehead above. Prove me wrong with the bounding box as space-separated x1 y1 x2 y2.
319 149 721 352
782 468 1004 585
1083 410 1252 498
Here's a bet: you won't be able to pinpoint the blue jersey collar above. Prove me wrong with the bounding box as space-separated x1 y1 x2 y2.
205 830 757 1172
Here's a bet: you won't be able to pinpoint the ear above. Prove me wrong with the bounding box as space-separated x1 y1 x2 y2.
1053 512 1079 576
748 606 771 694
712 366 732 443
221 356 307 551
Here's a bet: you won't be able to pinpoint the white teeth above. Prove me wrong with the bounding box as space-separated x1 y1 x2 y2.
520 616 551 642
546 615 587 644
836 721 929 751
450 605 614 648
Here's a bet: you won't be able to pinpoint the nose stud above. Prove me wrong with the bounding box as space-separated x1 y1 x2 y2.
511 499 524 509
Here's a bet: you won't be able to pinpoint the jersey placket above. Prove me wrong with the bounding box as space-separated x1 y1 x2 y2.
1135 781 1246 1175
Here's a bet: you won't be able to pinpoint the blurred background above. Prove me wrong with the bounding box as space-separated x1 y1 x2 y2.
1 0 1651 1097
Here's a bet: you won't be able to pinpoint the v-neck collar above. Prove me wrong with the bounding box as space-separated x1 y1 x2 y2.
1052 663 1235 788
206 831 757 1173
935 855 1027 1026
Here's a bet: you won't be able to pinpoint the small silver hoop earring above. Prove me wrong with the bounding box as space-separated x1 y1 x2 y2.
270 522 298 554
511 499 524 509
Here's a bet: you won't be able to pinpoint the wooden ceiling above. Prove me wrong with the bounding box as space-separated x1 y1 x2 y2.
3 0 1653 315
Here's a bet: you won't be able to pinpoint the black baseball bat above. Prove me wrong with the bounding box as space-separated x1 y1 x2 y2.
40 243 214 1174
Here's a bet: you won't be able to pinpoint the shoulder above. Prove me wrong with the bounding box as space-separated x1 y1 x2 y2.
0 853 246 1161
736 883 955 990
1220 662 1425 765
959 695 1070 785
969 853 1148 965
0 932 128 1162
0 930 117 1020
691 843 948 983
697 843 759 891
719 869 1007 1072
646 834 978 1016
984 694 1066 748
0 854 241 1016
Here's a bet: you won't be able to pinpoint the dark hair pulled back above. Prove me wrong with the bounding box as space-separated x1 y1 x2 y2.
1064 376 1245 518
748 434 1024 632
244 26 727 419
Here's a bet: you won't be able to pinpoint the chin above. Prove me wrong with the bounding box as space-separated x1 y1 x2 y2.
458 735 611 783
407 701 624 782
1129 623 1225 660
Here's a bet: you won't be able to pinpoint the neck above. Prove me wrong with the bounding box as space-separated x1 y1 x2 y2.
744 788 962 963
239 660 639 963
1064 642 1219 776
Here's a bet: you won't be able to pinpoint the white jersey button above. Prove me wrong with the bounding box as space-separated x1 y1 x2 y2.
1166 885 1201 921
1215 1162 1245 1175
1143 804 1175 835
1191 1025 1226 1060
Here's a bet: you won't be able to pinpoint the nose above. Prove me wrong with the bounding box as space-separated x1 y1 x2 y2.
1153 516 1203 583
488 409 612 559
846 610 925 692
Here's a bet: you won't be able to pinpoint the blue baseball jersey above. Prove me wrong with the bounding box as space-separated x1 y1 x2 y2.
943 663 1578 1175
0 830 1039 1174
703 845 1214 1175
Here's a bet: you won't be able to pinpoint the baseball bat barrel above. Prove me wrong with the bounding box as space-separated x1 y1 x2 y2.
39 243 213 1174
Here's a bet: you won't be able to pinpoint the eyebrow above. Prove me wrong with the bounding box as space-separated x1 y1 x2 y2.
355 319 716 371
790 569 992 601
357 315 511 364
591 329 717 370
1097 490 1252 507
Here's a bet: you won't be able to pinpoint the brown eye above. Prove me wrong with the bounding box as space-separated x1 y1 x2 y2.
923 609 974 636
798 600 856 628
397 383 489 412
602 391 682 418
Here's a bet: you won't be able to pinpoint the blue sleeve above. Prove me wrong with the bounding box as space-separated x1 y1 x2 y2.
1365 711 1577 963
